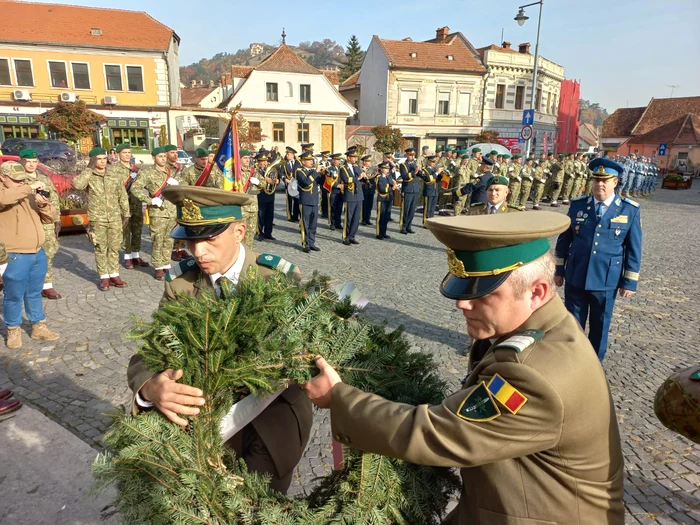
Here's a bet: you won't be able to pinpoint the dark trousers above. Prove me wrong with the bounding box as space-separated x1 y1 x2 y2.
299 204 318 248
362 190 375 224
286 194 299 221
400 193 417 232
376 199 392 238
330 192 343 228
564 283 617 361
320 188 329 217
343 200 361 241
422 194 437 224
257 200 274 238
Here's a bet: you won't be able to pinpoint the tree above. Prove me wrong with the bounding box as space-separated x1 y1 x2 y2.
371 125 404 153
579 99 609 128
474 129 500 143
232 105 267 150
35 100 104 145
340 35 364 82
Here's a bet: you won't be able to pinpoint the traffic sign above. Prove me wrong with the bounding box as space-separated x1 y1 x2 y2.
522 109 535 126
658 143 667 156
520 125 533 141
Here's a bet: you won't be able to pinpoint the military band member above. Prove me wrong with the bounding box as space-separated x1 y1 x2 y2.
326 153 343 230
382 151 399 222
375 161 397 240
418 155 440 224
360 154 376 226
319 151 331 218
279 147 300 222
255 151 277 242
507 154 523 206
469 175 523 215
399 147 420 234
296 151 324 253
340 147 364 245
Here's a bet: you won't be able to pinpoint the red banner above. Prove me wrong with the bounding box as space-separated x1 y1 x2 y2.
543 133 549 155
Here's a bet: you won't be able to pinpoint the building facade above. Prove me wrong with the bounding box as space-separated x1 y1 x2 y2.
0 2 180 151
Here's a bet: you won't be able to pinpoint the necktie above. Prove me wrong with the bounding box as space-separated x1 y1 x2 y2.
216 276 232 298
596 202 603 220
489 206 496 214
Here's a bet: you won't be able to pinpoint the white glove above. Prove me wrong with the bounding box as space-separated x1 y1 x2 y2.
151 197 163 207
517 176 522 182
508 167 514 172
130 173 137 179
0 262 7 277
249 176 260 187
166 178 179 186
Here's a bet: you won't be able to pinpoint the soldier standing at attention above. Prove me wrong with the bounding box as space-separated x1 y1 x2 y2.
451 157 495 209
279 146 300 222
418 155 440 225
112 143 149 270
19 149 62 299
469 175 523 215
399 147 420 234
164 144 181 178
466 147 482 181
178 147 209 186
326 153 343 231
360 154 376 226
304 212 625 525
375 161 397 240
237 149 260 251
453 153 471 216
548 153 565 207
507 154 523 206
296 150 324 253
560 153 576 205
339 146 364 245
130 147 178 281
417 144 430 167
531 158 548 210
318 151 331 219
555 158 642 361
517 157 535 207
254 151 276 242
72 148 131 291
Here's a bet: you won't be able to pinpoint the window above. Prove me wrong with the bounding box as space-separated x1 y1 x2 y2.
457 91 471 116
47 61 68 88
14 59 33 87
400 89 418 114
286 82 293 97
71 62 90 90
300 84 311 103
535 88 542 111
495 84 505 109
112 128 147 148
515 86 525 110
1 124 40 141
0 59 10 86
546 92 552 114
126 66 144 92
104 64 123 91
438 92 450 115
297 123 309 143
272 122 285 142
266 82 278 101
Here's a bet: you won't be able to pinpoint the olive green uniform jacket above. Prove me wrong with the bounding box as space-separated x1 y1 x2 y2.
329 295 624 525
469 202 523 215
127 250 312 489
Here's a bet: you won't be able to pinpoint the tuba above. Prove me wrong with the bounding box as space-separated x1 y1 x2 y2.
262 156 282 195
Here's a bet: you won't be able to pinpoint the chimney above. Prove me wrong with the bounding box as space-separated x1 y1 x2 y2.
225 72 232 85
198 79 204 87
501 41 511 50
518 42 531 54
190 80 196 88
209 80 214 88
435 26 450 43
220 74 226 86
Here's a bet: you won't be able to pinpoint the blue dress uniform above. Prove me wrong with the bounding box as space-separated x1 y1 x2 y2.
418 158 439 225
452 157 495 208
326 155 343 230
399 148 419 234
555 158 642 361
375 162 394 239
255 160 276 241
340 147 364 245
278 147 300 222
318 152 330 218
296 152 324 252
360 156 376 225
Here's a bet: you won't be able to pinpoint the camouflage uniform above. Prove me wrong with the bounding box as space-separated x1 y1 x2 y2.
205 164 224 189
560 157 576 203
548 157 565 203
517 164 535 207
130 166 177 269
453 162 471 216
242 169 260 250
571 158 584 199
584 164 594 196
110 163 143 256
178 163 206 186
531 164 547 207
72 167 130 276
507 162 523 206
27 172 60 284
654 365 700 445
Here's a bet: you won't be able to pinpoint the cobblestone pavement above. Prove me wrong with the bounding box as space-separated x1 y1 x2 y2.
1 187 699 524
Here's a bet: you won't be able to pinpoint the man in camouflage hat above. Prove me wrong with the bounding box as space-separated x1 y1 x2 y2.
19 148 63 299
469 175 523 215
130 147 178 280
654 366 700 445
73 147 131 291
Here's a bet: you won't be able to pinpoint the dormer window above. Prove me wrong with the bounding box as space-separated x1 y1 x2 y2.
90 28 102 36
409 52 417 58
447 55 454 61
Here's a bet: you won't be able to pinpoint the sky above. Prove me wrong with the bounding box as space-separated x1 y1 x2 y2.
22 0 700 113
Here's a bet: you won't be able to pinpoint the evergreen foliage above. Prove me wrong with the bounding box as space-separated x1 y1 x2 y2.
94 271 459 524
340 35 364 82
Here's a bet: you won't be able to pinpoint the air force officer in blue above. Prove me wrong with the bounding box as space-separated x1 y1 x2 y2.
555 158 642 361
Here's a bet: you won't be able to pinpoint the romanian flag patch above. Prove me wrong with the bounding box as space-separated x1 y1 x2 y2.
487 374 528 415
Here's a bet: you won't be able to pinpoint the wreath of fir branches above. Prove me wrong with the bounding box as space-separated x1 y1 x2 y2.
93 271 459 524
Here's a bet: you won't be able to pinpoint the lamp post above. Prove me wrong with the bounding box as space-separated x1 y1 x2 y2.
515 0 544 158
299 112 307 145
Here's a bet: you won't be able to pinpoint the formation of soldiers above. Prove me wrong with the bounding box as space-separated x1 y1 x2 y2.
614 153 659 198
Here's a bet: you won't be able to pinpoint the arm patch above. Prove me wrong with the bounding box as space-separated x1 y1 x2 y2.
494 329 545 353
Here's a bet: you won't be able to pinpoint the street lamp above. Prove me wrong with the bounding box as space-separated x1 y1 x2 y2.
515 0 543 158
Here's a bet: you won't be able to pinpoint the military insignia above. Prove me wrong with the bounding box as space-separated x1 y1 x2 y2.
623 197 640 208
446 248 469 278
487 374 528 415
456 382 501 422
256 253 296 276
571 195 587 202
615 227 621 237
165 258 197 282
181 199 204 221
575 225 580 234
690 369 700 381
610 215 628 224
577 211 583 218
583 213 588 219
494 329 544 353
615 198 621 206
575 218 585 223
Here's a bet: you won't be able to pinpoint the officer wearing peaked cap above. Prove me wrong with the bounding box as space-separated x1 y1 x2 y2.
127 185 311 495
296 150 324 252
279 146 300 222
399 147 420 234
303 211 624 525
555 158 642 361
339 146 364 244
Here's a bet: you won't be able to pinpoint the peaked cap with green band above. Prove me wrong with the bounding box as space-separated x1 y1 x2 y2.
426 212 569 300
163 186 253 240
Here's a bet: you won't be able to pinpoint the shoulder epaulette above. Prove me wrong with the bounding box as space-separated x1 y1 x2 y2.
571 195 587 202
257 253 296 276
470 202 486 208
493 329 545 353
508 204 524 211
623 197 640 208
165 257 198 282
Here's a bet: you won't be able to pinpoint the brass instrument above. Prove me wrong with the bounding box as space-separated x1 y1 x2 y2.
262 155 282 195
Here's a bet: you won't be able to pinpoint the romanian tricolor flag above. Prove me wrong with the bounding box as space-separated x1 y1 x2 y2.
487 374 528 414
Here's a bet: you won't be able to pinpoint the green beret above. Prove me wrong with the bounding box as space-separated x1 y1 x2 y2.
471 147 481 154
436 146 444 152
194 147 209 158
115 143 131 152
512 154 522 159
488 175 510 187
489 150 499 156
461 154 469 159
89 147 107 157
19 148 38 159
527 157 535 162
502 154 511 159
163 144 178 152
458 149 467 155
207 148 216 154
152 147 166 156
239 149 252 157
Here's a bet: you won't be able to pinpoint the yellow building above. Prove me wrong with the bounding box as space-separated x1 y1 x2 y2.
0 2 180 150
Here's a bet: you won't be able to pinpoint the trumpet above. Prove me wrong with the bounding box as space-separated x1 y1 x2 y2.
262 156 282 195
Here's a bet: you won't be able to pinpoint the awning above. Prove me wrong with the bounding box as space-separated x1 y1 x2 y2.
426 132 478 138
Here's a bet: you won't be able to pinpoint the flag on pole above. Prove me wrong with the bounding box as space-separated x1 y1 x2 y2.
195 116 243 190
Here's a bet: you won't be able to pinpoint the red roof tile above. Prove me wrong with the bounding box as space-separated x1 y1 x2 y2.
376 36 486 74
341 70 361 88
322 70 340 85
635 113 700 145
631 96 700 136
601 107 645 137
0 1 175 51
255 44 321 75
180 87 218 107
476 44 520 59
231 66 254 79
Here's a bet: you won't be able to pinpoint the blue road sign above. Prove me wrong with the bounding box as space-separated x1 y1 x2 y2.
658 143 667 156
522 109 535 126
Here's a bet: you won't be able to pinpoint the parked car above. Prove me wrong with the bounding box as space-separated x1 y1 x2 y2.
0 154 87 233
1 138 76 171
177 149 193 167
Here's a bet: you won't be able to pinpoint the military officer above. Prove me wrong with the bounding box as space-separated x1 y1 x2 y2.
130 147 178 281
375 161 397 240
339 146 364 245
517 157 535 207
399 147 420 234
451 157 495 209
469 175 523 215
255 151 277 242
19 148 62 299
178 147 209 186
304 211 625 525
360 154 376 226
72 148 130 291
507 154 523 206
326 153 343 230
466 147 482 181
296 150 324 252
555 158 642 361
531 158 548 210
417 155 440 225
655 365 700 445
127 185 312 494
279 146 300 222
